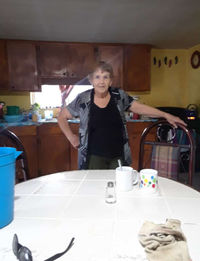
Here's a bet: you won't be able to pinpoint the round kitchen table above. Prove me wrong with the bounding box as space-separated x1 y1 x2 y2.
0 170 200 261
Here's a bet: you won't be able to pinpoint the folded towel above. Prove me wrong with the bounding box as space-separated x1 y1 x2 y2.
138 219 192 261
151 145 180 180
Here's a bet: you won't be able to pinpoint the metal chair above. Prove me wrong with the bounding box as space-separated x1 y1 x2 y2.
0 128 29 183
138 120 195 186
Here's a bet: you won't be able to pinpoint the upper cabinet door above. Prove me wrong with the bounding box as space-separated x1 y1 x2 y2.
123 45 151 91
95 45 123 88
0 40 9 90
7 41 40 91
37 43 96 84
37 43 68 78
67 44 96 80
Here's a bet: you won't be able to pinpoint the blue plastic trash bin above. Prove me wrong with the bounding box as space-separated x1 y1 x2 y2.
0 147 22 228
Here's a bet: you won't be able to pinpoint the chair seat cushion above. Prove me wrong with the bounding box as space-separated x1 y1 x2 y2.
151 145 180 180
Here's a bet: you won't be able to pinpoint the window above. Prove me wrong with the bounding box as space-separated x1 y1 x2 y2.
64 85 93 105
31 85 61 108
31 84 93 108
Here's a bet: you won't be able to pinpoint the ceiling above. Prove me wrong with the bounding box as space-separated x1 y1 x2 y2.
0 0 200 49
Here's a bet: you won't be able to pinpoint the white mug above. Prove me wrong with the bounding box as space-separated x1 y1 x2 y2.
139 169 158 193
115 166 138 192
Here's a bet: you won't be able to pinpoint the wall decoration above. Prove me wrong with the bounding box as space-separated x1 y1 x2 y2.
191 50 200 69
175 56 178 64
153 56 179 68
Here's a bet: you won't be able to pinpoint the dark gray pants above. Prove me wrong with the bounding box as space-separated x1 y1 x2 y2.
88 155 122 169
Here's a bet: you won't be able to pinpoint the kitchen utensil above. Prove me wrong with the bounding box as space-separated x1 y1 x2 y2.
186 104 198 120
115 166 138 192
139 168 158 194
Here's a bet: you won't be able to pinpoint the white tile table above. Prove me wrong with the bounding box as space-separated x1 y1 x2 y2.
0 170 200 261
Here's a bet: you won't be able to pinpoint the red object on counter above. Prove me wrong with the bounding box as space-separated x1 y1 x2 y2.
133 113 139 120
0 102 5 119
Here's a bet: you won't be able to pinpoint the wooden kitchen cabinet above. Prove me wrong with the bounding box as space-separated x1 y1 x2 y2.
123 44 151 91
37 123 71 176
6 122 154 178
8 123 78 178
69 123 79 170
37 42 96 84
0 40 9 90
67 44 96 79
36 43 68 78
127 121 154 170
8 125 38 179
94 45 123 88
7 40 40 91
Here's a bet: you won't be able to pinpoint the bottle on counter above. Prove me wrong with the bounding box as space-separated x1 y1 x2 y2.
105 181 116 204
32 111 42 122
44 107 53 120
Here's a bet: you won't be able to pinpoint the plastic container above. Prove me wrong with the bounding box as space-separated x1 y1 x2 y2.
0 147 22 228
4 115 24 123
44 109 53 120
6 106 20 115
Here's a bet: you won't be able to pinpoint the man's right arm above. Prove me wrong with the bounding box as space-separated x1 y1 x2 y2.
57 107 80 149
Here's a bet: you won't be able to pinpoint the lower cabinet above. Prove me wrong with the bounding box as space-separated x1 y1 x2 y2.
69 123 79 170
37 123 71 176
127 122 154 170
9 121 154 179
9 125 38 179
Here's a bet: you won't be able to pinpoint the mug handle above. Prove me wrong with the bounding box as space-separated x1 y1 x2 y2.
133 171 139 185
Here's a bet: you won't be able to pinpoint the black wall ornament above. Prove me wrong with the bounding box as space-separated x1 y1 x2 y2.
191 51 200 69
175 56 178 64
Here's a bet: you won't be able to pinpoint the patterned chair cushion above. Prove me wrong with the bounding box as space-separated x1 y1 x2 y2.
151 145 180 180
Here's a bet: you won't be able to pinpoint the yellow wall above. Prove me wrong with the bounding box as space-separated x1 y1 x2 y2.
130 45 200 110
131 49 188 107
0 91 31 111
1 44 200 111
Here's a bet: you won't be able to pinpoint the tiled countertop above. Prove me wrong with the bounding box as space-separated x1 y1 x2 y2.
0 118 79 128
0 118 157 128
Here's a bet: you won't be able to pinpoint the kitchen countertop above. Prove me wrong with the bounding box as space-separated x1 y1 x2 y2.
0 117 157 128
0 118 79 128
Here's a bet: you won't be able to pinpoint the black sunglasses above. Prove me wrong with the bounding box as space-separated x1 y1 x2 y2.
12 234 75 261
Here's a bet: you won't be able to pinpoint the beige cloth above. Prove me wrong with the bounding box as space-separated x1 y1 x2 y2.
138 219 192 261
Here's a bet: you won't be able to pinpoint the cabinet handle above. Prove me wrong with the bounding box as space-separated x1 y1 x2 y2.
94 47 99 60
63 71 69 77
94 46 98 54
